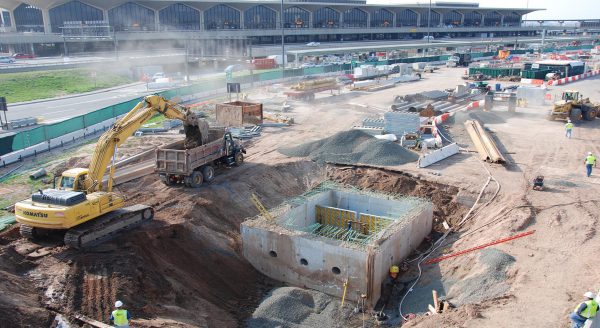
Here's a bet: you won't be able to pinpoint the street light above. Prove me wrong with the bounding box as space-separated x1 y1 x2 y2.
281 0 285 74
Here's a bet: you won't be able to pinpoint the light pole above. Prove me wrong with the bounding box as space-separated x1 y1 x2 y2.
425 0 431 57
280 0 285 74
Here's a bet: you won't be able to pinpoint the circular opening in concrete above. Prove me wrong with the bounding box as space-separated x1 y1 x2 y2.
300 258 308 266
269 251 278 257
332 267 341 275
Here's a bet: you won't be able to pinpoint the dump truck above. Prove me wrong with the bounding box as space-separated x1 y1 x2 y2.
549 90 600 121
156 127 245 187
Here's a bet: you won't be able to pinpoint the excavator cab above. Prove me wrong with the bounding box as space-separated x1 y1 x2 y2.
57 168 89 192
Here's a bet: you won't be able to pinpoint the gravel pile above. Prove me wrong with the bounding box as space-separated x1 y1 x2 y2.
247 287 346 328
280 130 419 166
446 248 515 306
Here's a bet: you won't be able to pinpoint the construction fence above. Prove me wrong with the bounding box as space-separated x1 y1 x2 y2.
0 44 596 157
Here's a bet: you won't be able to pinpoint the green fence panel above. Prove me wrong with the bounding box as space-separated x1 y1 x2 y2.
10 132 25 151
83 107 113 127
14 126 46 148
46 117 84 139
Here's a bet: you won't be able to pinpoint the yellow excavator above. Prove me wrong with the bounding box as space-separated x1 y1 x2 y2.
15 95 207 249
550 90 600 121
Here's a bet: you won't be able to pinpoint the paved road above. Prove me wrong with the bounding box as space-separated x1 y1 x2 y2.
5 83 164 123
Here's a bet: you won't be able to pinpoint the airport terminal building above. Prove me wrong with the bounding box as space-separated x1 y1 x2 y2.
0 0 540 56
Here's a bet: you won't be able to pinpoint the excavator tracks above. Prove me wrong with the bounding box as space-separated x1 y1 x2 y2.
64 204 154 249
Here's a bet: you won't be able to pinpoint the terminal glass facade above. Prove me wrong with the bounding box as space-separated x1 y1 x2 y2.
503 12 520 26
313 7 339 28
284 6 309 28
2 11 11 27
14 4 43 32
420 10 440 27
50 1 103 33
463 11 482 26
444 10 462 26
245 5 276 29
204 4 240 30
109 2 155 31
484 11 502 27
159 3 200 30
397 9 417 27
370 8 392 27
342 8 367 28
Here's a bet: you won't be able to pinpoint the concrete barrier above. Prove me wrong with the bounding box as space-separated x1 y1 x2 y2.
547 69 600 86
419 143 460 168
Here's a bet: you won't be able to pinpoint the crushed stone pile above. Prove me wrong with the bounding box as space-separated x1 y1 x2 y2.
280 130 419 166
446 248 515 306
247 287 347 328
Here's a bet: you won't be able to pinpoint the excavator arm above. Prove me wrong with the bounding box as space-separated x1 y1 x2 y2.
84 95 205 192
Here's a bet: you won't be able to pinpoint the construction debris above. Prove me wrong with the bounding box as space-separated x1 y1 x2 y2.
463 119 506 163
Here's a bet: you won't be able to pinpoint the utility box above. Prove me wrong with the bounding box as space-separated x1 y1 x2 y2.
215 101 263 127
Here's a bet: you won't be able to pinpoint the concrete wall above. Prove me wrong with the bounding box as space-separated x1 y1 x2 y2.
280 190 332 227
241 224 368 302
371 204 434 303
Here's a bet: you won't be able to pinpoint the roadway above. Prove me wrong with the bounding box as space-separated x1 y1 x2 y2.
4 82 164 124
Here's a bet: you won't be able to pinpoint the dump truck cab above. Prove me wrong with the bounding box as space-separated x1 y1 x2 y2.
57 168 89 192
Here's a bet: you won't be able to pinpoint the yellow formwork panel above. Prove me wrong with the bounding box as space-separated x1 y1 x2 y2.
315 205 356 229
359 214 392 234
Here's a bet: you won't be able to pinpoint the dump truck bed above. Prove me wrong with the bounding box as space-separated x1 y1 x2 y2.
156 129 225 175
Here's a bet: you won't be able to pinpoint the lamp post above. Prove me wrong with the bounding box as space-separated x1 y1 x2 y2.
424 0 431 57
280 0 285 73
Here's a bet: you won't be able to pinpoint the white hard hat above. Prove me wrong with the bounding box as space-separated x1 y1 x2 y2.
115 300 123 308
589 152 593 155
584 292 595 299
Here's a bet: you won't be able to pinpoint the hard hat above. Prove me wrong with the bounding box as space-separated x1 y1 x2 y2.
390 265 400 273
584 291 595 299
115 300 123 308
567 119 571 122
589 152 593 155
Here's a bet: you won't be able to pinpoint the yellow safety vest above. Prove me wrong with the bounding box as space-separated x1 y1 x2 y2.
575 300 598 319
586 155 596 165
566 122 574 129
112 309 129 326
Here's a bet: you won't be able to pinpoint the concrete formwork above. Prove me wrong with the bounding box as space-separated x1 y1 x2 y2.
241 184 433 306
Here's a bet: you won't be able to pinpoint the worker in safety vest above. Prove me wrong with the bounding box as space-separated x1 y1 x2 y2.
375 265 405 312
565 119 574 139
110 300 131 328
585 152 597 177
570 291 599 328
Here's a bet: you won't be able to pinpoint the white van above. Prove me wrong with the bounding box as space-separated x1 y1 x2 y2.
422 36 435 41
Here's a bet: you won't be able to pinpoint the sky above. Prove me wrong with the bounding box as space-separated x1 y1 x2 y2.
367 0 600 20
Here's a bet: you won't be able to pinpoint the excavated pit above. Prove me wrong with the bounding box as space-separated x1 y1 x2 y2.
0 163 472 327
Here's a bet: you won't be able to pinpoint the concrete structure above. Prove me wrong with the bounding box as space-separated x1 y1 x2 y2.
241 183 433 306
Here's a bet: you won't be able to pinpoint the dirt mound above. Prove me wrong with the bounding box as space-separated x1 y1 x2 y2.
279 130 418 166
327 167 467 227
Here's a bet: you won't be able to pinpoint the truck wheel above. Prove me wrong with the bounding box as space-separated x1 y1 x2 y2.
189 171 204 188
201 165 215 182
235 152 244 166
585 109 597 121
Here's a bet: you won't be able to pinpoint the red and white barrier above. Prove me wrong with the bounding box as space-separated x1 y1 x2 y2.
547 69 600 86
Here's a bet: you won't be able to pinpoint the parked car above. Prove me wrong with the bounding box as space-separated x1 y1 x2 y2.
306 42 321 47
0 56 15 64
152 72 166 81
12 53 34 59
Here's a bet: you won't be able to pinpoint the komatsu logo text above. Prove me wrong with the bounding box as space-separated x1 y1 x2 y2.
22 210 48 218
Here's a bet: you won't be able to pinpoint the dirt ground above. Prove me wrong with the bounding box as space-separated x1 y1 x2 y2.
1 68 600 327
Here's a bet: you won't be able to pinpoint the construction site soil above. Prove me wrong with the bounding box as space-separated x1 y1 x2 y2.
2 68 600 328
